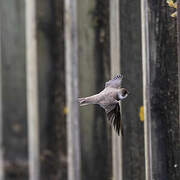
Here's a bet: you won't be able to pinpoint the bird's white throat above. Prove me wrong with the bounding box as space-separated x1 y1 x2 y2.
118 93 128 100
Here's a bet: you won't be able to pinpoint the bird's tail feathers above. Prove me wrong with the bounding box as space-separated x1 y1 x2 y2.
78 97 90 106
78 96 96 106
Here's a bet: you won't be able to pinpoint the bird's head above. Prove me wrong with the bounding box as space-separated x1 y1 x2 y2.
118 88 129 100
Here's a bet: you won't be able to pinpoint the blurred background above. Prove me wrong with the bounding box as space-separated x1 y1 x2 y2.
0 0 180 180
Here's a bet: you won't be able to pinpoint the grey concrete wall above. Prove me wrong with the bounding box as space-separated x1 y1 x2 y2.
1 1 179 180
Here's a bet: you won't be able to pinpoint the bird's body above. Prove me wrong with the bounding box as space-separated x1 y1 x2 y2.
78 74 129 135
79 87 119 106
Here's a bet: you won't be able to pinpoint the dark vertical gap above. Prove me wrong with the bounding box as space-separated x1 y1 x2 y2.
85 0 112 179
176 2 180 179
47 0 67 179
37 0 67 179
120 0 144 180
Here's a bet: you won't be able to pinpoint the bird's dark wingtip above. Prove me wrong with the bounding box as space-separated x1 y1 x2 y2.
107 103 124 136
113 74 123 80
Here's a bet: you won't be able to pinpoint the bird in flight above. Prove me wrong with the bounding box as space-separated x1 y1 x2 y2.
78 74 129 136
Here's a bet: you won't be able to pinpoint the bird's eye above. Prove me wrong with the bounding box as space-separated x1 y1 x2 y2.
122 91 127 96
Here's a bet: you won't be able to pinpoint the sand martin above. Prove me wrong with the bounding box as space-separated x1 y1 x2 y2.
78 74 129 136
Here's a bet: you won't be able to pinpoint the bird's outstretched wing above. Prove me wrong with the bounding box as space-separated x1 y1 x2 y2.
105 74 123 88
105 103 123 136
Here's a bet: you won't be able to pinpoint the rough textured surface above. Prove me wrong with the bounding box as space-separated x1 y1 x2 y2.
149 0 180 179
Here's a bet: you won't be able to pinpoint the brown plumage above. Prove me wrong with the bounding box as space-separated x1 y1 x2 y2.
78 74 129 136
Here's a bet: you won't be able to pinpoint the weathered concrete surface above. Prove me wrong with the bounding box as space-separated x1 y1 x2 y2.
147 0 180 180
